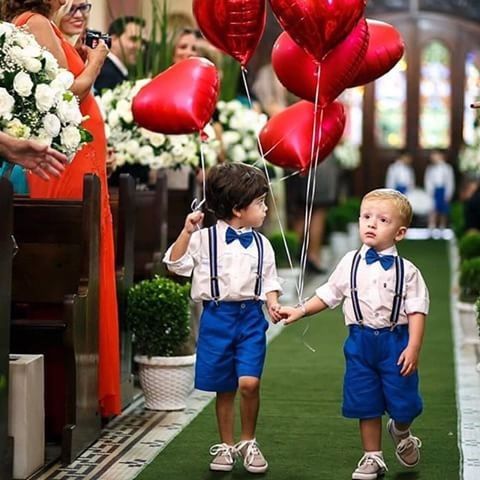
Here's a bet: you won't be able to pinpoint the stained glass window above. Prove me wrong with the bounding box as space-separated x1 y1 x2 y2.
339 87 364 146
463 51 480 145
419 41 451 148
375 56 407 148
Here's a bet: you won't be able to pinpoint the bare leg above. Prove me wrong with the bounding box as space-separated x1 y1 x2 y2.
391 420 412 439
216 391 236 445
359 417 383 452
238 376 260 440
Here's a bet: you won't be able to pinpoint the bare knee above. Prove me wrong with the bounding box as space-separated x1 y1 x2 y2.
238 377 260 398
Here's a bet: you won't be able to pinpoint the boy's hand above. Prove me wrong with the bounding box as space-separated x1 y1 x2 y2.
277 306 304 325
184 211 204 234
397 345 420 376
267 302 283 323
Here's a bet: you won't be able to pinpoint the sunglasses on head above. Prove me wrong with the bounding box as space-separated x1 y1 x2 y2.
67 3 92 17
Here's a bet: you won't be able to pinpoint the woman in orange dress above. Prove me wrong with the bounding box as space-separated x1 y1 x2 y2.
3 0 121 417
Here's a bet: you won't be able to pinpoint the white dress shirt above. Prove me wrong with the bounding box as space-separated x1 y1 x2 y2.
315 244 429 328
164 220 282 302
107 52 129 78
385 161 415 192
424 162 455 201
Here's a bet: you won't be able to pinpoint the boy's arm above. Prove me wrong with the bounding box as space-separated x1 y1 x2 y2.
169 211 204 261
397 312 426 376
276 295 329 325
266 290 282 323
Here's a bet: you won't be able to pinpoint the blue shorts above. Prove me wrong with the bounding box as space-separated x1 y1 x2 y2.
195 300 269 392
342 325 423 423
434 186 449 215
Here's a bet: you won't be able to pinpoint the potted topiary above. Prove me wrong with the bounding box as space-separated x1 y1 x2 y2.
457 258 480 345
268 230 300 303
458 231 480 261
127 275 195 410
327 205 351 258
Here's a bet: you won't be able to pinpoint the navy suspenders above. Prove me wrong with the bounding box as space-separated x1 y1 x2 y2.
350 250 405 329
207 226 264 301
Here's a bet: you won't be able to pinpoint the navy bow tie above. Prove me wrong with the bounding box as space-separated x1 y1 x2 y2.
365 247 395 270
225 227 253 248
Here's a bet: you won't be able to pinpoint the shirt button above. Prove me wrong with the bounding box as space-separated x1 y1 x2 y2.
241 303 246 309
373 280 377 284
374 330 380 336
375 313 379 317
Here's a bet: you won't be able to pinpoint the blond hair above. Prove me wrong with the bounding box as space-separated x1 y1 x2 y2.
362 188 413 226
53 0 84 46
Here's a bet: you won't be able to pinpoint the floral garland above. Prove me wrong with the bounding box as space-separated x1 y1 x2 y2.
0 22 91 160
97 79 220 171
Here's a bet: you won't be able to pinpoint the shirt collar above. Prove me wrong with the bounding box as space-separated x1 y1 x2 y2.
360 243 398 257
107 53 129 77
217 220 253 235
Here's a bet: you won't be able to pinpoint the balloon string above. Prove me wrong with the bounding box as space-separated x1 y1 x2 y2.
298 63 323 302
240 67 301 302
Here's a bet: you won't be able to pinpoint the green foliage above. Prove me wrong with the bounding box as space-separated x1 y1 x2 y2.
459 258 480 303
450 201 465 239
268 230 300 268
127 276 191 357
458 231 480 261
476 296 480 329
326 205 350 233
220 56 241 101
341 197 361 224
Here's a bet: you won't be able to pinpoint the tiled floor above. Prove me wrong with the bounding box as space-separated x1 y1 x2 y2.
30 237 480 480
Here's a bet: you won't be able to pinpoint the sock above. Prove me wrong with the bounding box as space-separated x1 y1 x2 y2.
365 450 383 457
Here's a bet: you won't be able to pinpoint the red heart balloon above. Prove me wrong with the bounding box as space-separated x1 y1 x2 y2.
132 57 219 134
259 101 346 172
193 0 266 67
268 0 366 62
272 19 369 107
348 19 405 87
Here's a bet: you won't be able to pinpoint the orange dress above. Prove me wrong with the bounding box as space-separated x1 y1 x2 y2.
16 13 121 417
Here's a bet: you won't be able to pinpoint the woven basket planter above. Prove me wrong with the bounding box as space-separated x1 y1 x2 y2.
135 354 196 410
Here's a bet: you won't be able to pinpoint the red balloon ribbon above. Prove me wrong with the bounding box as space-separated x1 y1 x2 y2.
268 0 366 62
132 57 219 134
259 101 346 172
272 19 369 106
193 0 266 67
348 19 405 87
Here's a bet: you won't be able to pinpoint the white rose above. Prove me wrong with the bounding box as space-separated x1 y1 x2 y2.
60 125 81 151
52 70 75 90
56 99 82 124
107 110 120 128
23 56 42 73
231 144 247 162
5 118 31 139
9 45 25 65
0 88 15 119
125 139 140 156
35 84 55 112
171 145 184 157
116 99 133 124
13 71 34 97
242 136 255 150
138 145 154 165
0 22 15 38
33 129 53 146
158 152 174 168
43 51 59 79
43 113 61 137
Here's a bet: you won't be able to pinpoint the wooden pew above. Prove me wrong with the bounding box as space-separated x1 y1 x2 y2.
10 174 101 465
109 174 135 409
133 170 168 282
0 178 13 479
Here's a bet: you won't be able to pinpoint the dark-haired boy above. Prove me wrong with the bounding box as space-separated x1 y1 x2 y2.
164 163 283 474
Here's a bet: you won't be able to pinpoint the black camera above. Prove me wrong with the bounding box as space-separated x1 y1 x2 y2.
85 29 111 49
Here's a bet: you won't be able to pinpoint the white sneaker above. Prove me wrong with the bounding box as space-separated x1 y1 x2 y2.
209 443 235 471
235 438 268 474
387 419 422 467
352 453 388 480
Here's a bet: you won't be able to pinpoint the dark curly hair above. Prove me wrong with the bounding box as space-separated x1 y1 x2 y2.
206 163 268 220
1 0 52 21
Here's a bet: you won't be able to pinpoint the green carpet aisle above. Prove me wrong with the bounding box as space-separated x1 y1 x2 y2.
136 240 459 480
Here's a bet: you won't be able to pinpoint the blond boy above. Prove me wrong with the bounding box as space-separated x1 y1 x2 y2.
278 189 429 480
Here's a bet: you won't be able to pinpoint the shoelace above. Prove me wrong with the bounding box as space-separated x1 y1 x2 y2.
235 439 263 467
357 453 388 472
397 435 422 454
209 443 234 464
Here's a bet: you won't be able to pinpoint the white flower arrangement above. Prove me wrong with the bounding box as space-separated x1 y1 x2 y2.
459 144 480 176
333 140 361 170
97 79 220 171
216 99 267 165
0 22 91 160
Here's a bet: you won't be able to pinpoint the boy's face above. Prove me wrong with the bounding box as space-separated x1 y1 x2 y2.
233 194 268 228
359 198 407 251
